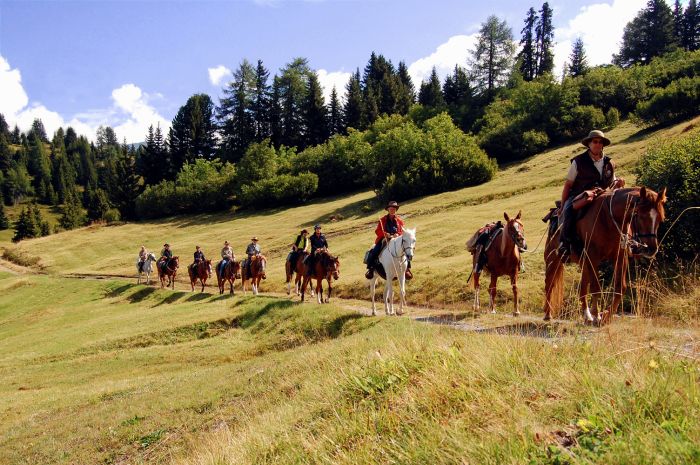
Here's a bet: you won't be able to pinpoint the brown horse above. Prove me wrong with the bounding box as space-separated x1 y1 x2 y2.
285 251 309 296
215 259 241 295
544 187 667 324
470 211 527 315
301 249 340 304
158 256 179 290
241 255 267 295
188 259 212 292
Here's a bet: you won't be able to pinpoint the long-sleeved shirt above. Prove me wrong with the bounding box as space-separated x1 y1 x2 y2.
310 233 328 254
375 214 405 244
221 246 234 259
246 243 261 257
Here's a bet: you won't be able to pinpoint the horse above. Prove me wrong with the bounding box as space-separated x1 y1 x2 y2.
136 252 157 285
241 255 267 295
215 259 241 295
470 212 527 315
300 249 340 304
368 228 416 316
543 186 667 324
285 250 309 296
158 256 179 290
188 259 212 293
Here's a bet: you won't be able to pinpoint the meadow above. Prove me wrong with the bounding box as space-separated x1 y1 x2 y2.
0 118 698 464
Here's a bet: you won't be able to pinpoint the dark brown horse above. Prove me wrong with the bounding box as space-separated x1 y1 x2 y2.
241 255 267 295
215 259 241 295
285 251 309 296
301 249 340 303
158 256 179 290
470 211 527 315
544 187 666 324
188 259 212 292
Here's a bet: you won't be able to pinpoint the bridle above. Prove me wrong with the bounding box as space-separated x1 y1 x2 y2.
389 233 414 260
608 190 658 251
507 220 526 250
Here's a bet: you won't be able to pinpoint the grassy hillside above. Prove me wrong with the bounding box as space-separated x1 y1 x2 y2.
0 272 698 465
2 117 699 316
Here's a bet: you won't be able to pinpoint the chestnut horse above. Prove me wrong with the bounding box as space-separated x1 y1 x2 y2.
188 259 212 293
471 212 527 315
158 256 179 290
544 187 666 324
285 250 309 296
242 255 267 295
301 249 340 304
215 259 241 295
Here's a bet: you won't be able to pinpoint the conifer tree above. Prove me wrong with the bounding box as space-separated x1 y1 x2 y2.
51 129 76 204
110 148 143 220
535 2 555 76
396 61 415 114
85 185 111 221
0 193 9 230
59 189 86 230
137 124 167 185
32 203 50 236
614 0 678 66
269 76 283 147
343 69 365 130
218 60 256 162
11 125 21 144
278 58 312 148
0 114 9 140
327 86 344 136
518 7 538 81
169 93 217 170
684 0 700 51
252 59 272 141
12 206 37 242
0 132 11 173
418 67 446 110
469 15 516 98
27 132 52 203
303 72 329 147
30 119 48 143
673 0 685 44
568 37 589 77
443 65 474 131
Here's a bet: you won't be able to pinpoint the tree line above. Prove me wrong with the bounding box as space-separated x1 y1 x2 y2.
1 0 699 241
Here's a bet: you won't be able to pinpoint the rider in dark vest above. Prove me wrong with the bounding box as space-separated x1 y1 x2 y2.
558 129 624 257
160 243 173 273
365 200 412 280
245 237 261 276
192 245 205 269
289 229 309 270
304 224 328 276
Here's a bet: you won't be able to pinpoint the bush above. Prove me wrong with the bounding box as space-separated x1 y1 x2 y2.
605 107 620 129
104 208 121 223
521 130 550 156
636 128 700 261
370 113 497 201
562 105 606 140
239 172 318 208
634 76 700 125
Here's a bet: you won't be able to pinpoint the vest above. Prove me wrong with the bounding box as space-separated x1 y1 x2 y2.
570 151 615 198
294 234 308 251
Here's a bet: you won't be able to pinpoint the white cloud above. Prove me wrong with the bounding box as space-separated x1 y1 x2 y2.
208 65 233 86
316 69 352 103
553 0 646 77
0 54 169 143
407 34 479 86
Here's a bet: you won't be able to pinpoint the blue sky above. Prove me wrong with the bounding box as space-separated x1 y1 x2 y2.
1 0 649 142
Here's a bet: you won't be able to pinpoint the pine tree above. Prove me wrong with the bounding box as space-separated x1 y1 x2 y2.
535 2 555 76
614 0 678 66
110 148 143 220
469 15 516 98
252 59 272 141
85 185 111 221
269 76 283 147
0 193 9 230
137 124 167 185
277 58 313 148
684 0 700 51
343 69 365 130
303 72 329 147
396 61 415 114
443 65 474 131
30 119 48 143
31 203 50 236
418 67 446 110
0 132 11 173
327 86 344 135
218 60 256 162
27 132 52 203
51 129 76 204
59 189 86 230
568 37 589 77
518 7 538 81
11 125 21 144
0 114 9 140
169 93 217 170
673 0 685 45
12 206 37 242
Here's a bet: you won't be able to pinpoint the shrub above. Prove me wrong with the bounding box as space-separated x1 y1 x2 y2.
562 105 606 140
521 130 550 156
605 107 620 129
239 172 318 208
104 208 121 223
636 128 700 261
634 76 700 125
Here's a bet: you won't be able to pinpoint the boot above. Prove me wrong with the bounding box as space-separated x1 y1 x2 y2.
404 269 413 280
365 268 374 279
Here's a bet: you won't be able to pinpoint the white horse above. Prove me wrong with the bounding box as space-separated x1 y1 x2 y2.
368 228 416 316
136 252 157 285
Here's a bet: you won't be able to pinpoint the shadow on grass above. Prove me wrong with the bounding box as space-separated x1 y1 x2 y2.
155 291 189 306
186 292 212 302
327 312 366 338
127 287 158 303
104 283 136 298
238 299 297 328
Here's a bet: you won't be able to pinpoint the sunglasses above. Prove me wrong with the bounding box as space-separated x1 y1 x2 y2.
590 139 604 145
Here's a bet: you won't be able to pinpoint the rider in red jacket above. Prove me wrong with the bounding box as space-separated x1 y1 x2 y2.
365 201 412 280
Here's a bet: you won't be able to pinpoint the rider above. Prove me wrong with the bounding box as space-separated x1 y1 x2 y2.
289 229 309 269
159 243 173 273
304 224 328 276
137 245 148 273
365 200 412 280
219 240 235 276
245 236 261 276
558 129 625 257
192 245 205 269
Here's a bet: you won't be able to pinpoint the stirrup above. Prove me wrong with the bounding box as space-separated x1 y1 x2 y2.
405 269 413 280
365 269 374 279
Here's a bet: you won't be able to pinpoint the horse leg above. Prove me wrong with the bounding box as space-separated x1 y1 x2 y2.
326 278 332 303
316 279 323 304
580 262 595 324
370 277 378 316
511 273 520 316
488 275 498 314
473 272 481 311
301 276 310 302
385 275 393 315
604 255 628 325
397 270 406 316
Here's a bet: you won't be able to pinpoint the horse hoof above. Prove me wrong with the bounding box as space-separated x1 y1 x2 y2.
513 311 520 317
490 310 496 314
543 314 551 321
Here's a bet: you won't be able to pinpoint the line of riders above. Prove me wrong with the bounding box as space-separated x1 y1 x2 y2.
136 128 631 293
136 199 413 282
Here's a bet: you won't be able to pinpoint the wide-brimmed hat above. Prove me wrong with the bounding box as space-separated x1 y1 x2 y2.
195 245 201 249
251 236 258 241
385 201 400 211
314 224 321 230
301 229 308 234
581 130 611 147
164 243 170 247
224 240 229 245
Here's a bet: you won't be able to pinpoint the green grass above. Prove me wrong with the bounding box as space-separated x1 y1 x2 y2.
0 273 697 464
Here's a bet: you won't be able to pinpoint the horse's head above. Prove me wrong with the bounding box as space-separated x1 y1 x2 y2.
171 256 180 270
256 255 267 279
205 259 212 277
504 211 527 250
320 250 340 280
631 186 667 257
148 252 157 262
401 228 417 260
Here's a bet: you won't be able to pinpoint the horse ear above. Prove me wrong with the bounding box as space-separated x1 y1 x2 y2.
516 210 522 220
658 187 667 204
640 186 647 200
503 212 510 222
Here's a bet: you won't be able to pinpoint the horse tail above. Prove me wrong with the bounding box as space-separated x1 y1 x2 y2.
543 232 564 318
